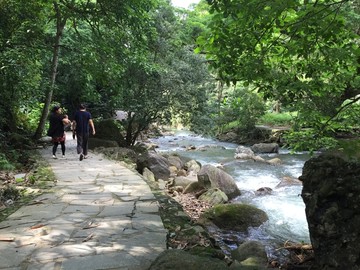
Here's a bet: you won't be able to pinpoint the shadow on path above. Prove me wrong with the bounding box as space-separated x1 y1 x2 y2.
0 132 167 270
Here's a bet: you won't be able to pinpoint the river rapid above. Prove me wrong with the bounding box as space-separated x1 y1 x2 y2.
149 129 312 259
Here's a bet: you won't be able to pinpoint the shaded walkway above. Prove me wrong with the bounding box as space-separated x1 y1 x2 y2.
0 133 167 270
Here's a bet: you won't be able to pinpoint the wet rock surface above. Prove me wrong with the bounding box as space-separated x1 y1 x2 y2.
300 152 360 269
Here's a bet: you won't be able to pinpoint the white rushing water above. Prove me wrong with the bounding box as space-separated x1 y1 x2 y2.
150 130 311 248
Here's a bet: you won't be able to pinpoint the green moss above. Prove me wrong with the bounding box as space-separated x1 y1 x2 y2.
188 246 224 260
202 204 268 232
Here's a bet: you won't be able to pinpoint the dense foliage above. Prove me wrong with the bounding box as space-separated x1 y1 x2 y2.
197 0 360 150
0 0 359 154
0 0 214 147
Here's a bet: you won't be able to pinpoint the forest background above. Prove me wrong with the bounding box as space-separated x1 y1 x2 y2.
0 0 359 170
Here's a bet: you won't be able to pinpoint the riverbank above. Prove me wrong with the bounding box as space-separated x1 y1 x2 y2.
0 130 315 269
0 133 167 270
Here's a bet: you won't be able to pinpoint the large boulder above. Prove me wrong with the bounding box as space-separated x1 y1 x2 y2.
234 145 255 160
199 204 268 232
164 154 184 170
275 176 302 188
142 167 155 182
171 176 197 188
251 143 279 154
183 173 212 194
148 249 228 270
183 181 204 194
88 138 118 149
136 152 170 181
299 152 360 269
93 119 126 147
197 164 241 199
197 145 226 151
185 159 202 175
217 131 238 143
231 241 268 269
267 157 282 165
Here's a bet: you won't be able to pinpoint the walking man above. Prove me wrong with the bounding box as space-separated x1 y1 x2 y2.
72 104 95 161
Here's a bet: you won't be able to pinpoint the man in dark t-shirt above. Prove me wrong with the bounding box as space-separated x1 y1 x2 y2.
73 104 96 161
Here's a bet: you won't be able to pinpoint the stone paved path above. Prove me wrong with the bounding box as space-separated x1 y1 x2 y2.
0 133 167 270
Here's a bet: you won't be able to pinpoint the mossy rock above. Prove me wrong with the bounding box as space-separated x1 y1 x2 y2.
183 181 203 194
148 249 228 270
188 245 225 260
93 119 126 147
88 138 118 149
231 241 268 267
200 204 268 232
198 188 228 205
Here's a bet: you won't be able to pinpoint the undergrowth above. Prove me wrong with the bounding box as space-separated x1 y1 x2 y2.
0 151 56 222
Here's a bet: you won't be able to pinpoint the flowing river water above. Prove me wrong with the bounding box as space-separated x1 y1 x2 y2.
149 130 312 260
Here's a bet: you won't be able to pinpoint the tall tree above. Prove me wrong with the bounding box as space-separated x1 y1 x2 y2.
197 0 360 148
0 0 49 132
34 0 158 139
34 1 67 139
116 0 214 145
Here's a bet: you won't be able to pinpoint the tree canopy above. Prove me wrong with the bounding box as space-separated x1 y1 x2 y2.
0 0 214 147
197 0 360 149
0 0 359 152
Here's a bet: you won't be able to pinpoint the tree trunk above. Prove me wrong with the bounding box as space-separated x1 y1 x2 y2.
125 113 135 146
216 80 224 133
34 2 66 139
274 100 281 113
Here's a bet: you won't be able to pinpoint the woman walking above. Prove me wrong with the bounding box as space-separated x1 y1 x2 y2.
47 106 71 159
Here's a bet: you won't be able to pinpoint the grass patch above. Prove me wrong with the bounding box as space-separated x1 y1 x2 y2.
258 112 296 127
0 151 56 222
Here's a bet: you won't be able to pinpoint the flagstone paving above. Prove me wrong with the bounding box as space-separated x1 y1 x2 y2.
0 133 167 270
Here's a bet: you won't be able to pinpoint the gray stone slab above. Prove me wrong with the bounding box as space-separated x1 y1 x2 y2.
4 136 167 270
60 252 142 270
139 193 157 200
98 203 134 217
69 198 115 206
38 224 75 245
136 201 159 214
27 262 58 270
7 204 64 220
94 216 132 230
62 193 112 201
56 185 100 192
30 244 95 262
62 205 100 215
131 214 165 232
0 219 41 231
118 231 166 258
116 196 138 202
0 241 36 268
56 212 91 223
102 184 125 191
